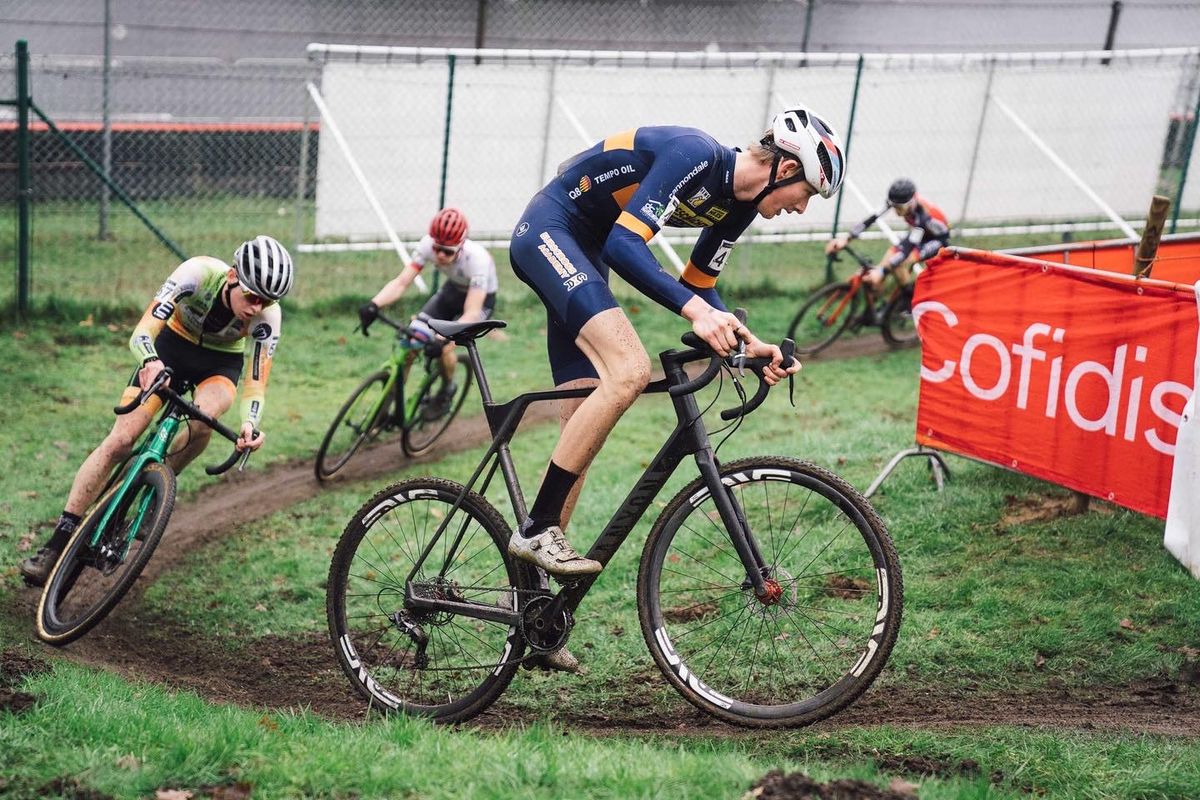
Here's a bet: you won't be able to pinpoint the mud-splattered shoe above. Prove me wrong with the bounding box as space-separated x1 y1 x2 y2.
507 521 601 577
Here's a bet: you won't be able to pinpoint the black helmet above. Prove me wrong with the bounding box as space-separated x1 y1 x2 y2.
887 178 916 206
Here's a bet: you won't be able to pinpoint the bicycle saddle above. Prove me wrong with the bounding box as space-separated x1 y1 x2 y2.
426 317 507 343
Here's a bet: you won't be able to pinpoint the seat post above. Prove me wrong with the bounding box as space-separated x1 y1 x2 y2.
464 340 494 405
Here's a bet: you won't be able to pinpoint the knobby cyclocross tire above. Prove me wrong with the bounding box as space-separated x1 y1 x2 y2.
788 281 861 356
327 477 536 723
401 353 473 458
881 286 919 347
36 461 176 645
637 456 903 728
314 369 393 481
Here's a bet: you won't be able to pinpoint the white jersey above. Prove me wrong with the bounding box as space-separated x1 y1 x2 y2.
412 236 498 294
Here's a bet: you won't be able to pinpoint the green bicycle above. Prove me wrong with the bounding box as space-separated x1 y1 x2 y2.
36 368 249 645
314 311 473 481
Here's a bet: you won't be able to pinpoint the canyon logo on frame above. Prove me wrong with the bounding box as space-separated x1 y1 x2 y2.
913 249 1198 518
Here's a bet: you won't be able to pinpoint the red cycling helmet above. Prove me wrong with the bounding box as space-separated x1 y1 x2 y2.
429 207 469 248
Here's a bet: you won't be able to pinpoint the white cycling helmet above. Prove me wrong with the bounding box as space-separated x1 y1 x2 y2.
759 105 846 201
234 235 294 301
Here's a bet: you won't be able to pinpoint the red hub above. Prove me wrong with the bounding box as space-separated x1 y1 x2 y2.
756 578 783 606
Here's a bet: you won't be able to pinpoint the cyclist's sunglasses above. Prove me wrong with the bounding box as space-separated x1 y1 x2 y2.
238 281 276 308
432 243 460 257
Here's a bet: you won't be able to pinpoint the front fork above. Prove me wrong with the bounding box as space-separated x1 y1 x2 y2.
693 450 771 597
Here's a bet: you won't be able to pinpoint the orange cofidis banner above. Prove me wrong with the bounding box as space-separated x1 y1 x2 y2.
913 248 1198 518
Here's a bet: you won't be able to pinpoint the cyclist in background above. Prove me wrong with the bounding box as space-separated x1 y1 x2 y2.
506 104 842 578
826 178 950 289
20 236 295 585
358 207 498 420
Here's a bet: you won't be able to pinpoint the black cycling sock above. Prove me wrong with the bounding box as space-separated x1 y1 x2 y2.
46 511 82 552
524 461 579 536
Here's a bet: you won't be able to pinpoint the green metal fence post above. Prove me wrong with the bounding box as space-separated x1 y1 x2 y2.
438 54 457 211
16 39 31 315
1171 76 1200 234
433 53 458 292
827 53 864 283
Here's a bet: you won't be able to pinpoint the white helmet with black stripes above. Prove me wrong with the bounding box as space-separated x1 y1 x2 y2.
234 235 294 301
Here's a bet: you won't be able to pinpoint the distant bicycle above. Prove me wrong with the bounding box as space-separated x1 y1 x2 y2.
314 311 472 480
326 312 902 728
787 244 918 356
36 369 249 645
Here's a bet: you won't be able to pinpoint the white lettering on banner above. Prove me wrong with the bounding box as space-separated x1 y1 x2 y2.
915 300 1193 456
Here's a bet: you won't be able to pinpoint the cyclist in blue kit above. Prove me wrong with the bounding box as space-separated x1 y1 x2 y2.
507 105 847 577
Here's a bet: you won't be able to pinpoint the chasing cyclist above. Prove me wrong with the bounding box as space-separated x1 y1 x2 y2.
358 207 497 420
825 177 950 290
20 236 295 586
506 104 844 578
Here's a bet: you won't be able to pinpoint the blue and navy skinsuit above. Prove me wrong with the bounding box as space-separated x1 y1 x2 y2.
509 126 759 384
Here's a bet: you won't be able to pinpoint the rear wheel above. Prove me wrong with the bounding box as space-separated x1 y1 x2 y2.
315 369 394 481
638 456 903 727
881 285 919 347
327 477 535 722
401 353 473 457
36 462 176 645
787 282 861 356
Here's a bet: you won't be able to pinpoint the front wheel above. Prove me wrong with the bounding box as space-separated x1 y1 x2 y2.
638 456 903 728
881 285 919 347
401 352 473 458
315 369 394 481
787 282 861 356
36 461 176 645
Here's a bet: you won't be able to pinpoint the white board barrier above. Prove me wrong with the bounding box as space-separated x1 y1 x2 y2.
1164 281 1200 580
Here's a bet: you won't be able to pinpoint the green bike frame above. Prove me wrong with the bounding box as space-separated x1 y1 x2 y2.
372 339 438 430
87 412 182 556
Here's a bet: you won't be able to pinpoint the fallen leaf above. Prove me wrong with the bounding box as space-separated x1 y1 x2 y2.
155 790 193 800
773 632 791 641
116 754 140 770
926 626 940 639
1119 618 1139 632
337 336 347 346
889 778 919 796
1034 652 1046 669
19 491 37 499
667 553 680 563
257 714 279 732
78 314 94 327
254 603 267 612
107 323 121 332
17 535 34 552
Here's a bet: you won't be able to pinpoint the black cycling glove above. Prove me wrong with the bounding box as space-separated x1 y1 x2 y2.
358 301 379 334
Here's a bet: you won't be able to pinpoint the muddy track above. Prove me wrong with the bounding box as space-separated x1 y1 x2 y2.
15 336 1200 738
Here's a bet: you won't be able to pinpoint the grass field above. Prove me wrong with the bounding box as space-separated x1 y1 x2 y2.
0 217 1198 799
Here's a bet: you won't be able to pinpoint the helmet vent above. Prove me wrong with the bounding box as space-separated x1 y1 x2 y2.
784 117 797 133
815 142 833 181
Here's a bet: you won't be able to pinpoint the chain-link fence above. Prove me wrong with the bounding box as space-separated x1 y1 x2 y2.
10 0 1200 58
3 38 1200 309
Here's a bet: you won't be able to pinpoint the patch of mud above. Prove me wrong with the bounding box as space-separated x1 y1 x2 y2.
35 776 115 800
0 687 37 714
825 575 870 600
870 752 995 783
0 646 50 688
998 493 1086 527
744 769 917 800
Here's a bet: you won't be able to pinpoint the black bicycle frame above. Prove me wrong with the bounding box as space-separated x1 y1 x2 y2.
403 336 772 630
